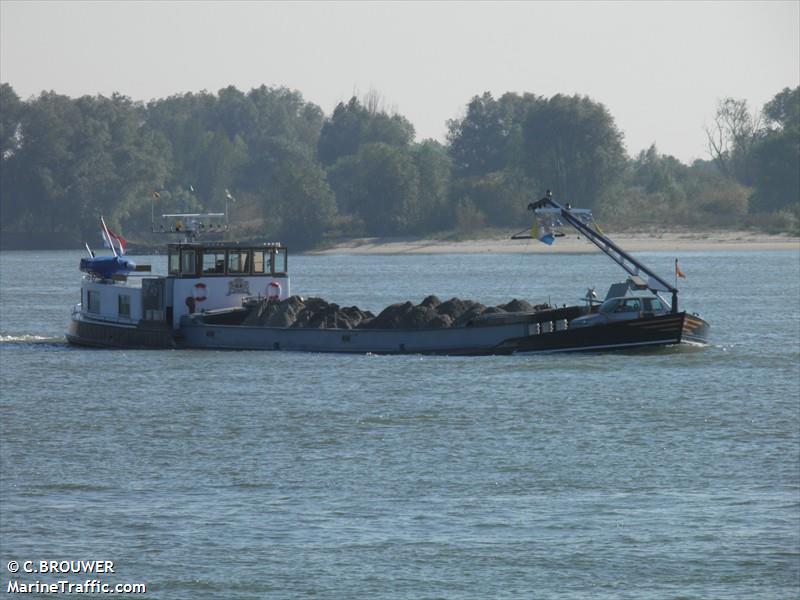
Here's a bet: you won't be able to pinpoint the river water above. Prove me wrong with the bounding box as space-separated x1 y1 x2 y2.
1 248 798 598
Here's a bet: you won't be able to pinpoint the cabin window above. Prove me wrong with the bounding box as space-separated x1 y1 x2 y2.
227 250 249 274
619 299 641 313
168 252 179 274
274 248 288 274
118 294 131 318
87 290 101 314
599 299 621 314
252 250 271 274
649 298 663 312
203 251 226 275
181 250 196 275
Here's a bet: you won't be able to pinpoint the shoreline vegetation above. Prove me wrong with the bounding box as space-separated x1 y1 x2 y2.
2 84 798 251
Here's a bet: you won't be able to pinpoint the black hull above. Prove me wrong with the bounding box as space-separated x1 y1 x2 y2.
66 317 176 349
66 311 708 354
505 312 710 354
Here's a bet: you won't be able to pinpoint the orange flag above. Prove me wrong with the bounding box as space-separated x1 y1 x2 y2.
675 259 686 279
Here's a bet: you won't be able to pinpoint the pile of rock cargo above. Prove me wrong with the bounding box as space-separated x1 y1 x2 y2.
241 295 550 330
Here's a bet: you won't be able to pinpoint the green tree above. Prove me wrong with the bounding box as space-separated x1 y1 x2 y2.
0 91 173 240
197 127 248 207
0 83 23 159
144 85 326 232
273 159 337 249
446 91 542 178
450 169 535 228
340 143 420 235
412 140 452 230
9 91 81 233
146 91 217 201
762 87 799 132
630 144 687 200
0 84 25 229
326 153 362 215
446 92 543 227
748 86 799 213
317 96 414 166
522 94 627 207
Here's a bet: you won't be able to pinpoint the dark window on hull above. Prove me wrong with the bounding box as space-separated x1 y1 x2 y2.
87 290 101 314
118 294 131 318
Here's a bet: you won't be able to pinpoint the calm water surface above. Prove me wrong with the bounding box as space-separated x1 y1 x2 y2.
1 249 799 599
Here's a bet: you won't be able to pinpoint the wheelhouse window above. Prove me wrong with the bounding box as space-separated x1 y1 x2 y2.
181 250 197 275
118 294 131 318
227 250 250 274
252 250 271 274
203 250 226 275
87 290 101 314
274 248 288 274
171 244 286 277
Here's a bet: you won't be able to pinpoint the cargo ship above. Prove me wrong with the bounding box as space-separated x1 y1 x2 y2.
66 193 709 353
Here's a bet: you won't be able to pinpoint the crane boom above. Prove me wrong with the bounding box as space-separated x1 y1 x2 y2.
528 194 680 313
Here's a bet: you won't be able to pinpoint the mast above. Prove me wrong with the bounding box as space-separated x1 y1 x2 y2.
529 193 680 313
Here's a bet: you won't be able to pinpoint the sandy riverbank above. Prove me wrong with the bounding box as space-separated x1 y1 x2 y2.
308 231 800 255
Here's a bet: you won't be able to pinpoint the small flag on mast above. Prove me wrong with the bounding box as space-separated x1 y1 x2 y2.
225 189 236 203
675 259 686 279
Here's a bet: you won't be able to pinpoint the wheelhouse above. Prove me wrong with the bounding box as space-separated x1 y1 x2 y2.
167 242 288 278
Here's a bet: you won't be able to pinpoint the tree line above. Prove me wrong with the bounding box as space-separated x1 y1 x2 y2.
1 82 797 249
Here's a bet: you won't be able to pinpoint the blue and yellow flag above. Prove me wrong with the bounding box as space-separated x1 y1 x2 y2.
532 217 555 245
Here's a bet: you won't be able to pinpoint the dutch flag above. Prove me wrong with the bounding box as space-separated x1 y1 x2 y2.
100 217 126 256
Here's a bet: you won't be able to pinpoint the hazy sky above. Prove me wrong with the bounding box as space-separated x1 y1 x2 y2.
1 1 798 164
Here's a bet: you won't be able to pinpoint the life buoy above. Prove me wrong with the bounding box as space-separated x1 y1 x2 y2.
267 280 281 301
193 282 207 302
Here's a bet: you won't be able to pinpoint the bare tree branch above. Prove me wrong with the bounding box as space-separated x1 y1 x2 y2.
704 98 761 178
